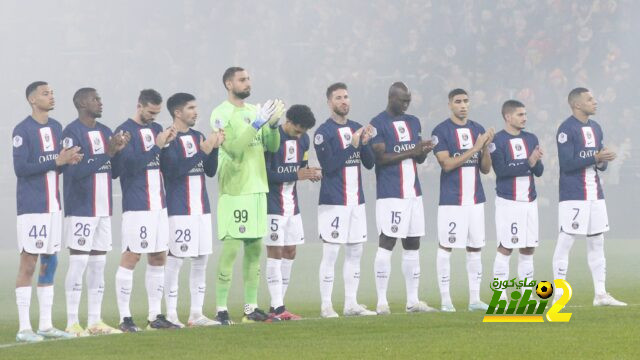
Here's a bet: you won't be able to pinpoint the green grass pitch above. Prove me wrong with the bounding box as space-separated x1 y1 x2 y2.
0 239 638 359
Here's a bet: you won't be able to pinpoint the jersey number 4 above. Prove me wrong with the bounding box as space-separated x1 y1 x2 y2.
28 225 47 239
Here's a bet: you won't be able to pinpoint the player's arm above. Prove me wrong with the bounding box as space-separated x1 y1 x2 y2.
203 148 219 177
63 129 112 179
479 146 492 174
12 128 80 176
314 132 353 174
529 136 544 177
261 125 281 153
478 128 494 174
557 128 597 172
595 125 609 172
160 141 206 180
360 143 376 170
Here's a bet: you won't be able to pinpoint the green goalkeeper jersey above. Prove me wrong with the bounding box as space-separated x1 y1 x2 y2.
210 100 280 195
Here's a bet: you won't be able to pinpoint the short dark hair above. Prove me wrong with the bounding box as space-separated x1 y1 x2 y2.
25 81 48 100
167 93 196 119
388 81 409 97
448 88 468 101
568 87 589 106
326 82 347 99
138 89 162 106
501 99 525 119
73 87 97 109
286 104 316 129
222 67 245 90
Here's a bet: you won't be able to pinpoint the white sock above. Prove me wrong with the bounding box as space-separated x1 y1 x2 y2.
492 252 510 284
552 231 575 299
86 255 106 326
374 247 392 307
319 243 340 308
402 249 420 307
281 258 294 300
115 266 134 321
189 255 207 319
517 253 534 282
266 257 284 309
466 251 483 304
587 234 607 296
436 248 452 306
344 243 363 308
65 254 89 327
16 286 32 331
146 264 165 321
37 286 54 331
164 256 183 318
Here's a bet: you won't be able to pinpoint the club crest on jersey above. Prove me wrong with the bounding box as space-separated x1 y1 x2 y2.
88 131 105 154
331 230 339 239
13 135 23 148
314 134 324 145
244 117 251 124
515 144 522 151
337 127 353 149
180 244 188 252
36 240 44 248
62 137 73 148
285 140 298 163
39 127 55 152
393 121 411 142
140 240 148 249
558 132 567 144
213 118 223 130
78 238 86 246
448 235 456 243
239 225 246 233
571 222 579 230
391 225 398 233
488 142 496 153
288 147 294 154
462 134 468 141
581 127 596 148
511 236 518 244
145 135 152 142
270 233 278 241
456 128 473 150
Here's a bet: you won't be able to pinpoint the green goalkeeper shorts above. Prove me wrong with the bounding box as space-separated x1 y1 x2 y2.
217 193 267 240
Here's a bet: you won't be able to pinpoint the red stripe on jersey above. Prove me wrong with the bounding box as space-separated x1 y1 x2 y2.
44 174 50 212
108 172 112 215
145 170 152 210
185 176 191 215
55 172 60 210
100 131 108 155
455 129 462 150
393 124 401 142
139 129 146 152
93 174 97 217
413 160 418 196
473 168 478 204
342 167 347 205
582 168 587 200
200 175 205 214
356 166 361 203
404 121 413 142
160 172 165 208
399 162 404 199
458 167 463 205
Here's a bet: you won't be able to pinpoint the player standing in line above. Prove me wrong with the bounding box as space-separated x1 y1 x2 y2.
370 82 436 315
264 104 321 321
551 88 626 306
489 100 543 297
62 88 129 336
13 81 81 342
113 89 180 332
431 88 494 312
210 67 284 324
315 82 377 318
161 93 225 327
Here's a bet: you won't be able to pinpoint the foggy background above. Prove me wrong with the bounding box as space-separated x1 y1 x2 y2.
1 0 639 250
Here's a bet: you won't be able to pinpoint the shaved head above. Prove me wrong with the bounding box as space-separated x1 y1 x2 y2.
73 87 96 109
388 81 409 98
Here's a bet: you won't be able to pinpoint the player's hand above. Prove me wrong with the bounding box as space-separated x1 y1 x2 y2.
472 132 488 152
595 147 616 162
200 131 225 155
267 99 285 128
528 145 543 167
56 146 83 166
108 130 130 157
252 100 278 130
351 128 364 148
482 128 496 149
361 125 375 145
156 126 177 148
297 167 322 181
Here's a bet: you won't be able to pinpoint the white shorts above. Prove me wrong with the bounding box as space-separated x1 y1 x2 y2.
318 204 367 244
438 203 485 249
65 216 112 252
558 200 609 235
376 197 425 238
168 214 213 257
495 197 538 249
121 209 169 254
264 214 305 247
16 212 62 254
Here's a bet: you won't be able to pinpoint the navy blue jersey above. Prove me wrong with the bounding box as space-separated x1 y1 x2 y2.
490 130 543 202
12 116 62 215
160 129 217 216
266 127 310 216
557 116 605 201
112 119 165 212
431 118 487 205
62 119 114 217
370 111 423 199
314 118 375 206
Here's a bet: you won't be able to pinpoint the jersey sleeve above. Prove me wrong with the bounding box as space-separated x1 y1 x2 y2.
63 127 111 179
261 125 280 153
360 143 375 170
431 125 449 155
12 125 57 177
214 107 259 160
300 133 310 168
528 134 544 177
314 128 352 174
370 118 385 145
557 124 595 172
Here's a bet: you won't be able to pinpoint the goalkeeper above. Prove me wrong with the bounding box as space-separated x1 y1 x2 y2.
210 67 284 324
